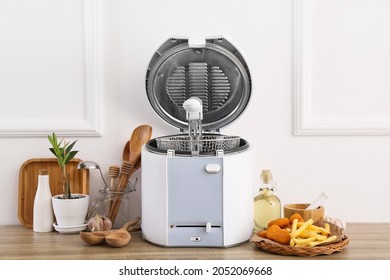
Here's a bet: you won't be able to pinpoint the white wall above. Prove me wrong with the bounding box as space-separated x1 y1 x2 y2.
1 0 389 225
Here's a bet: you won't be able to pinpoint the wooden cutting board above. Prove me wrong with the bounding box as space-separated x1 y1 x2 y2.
18 158 89 228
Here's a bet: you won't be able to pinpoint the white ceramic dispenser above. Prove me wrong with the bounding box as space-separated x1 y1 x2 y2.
33 170 54 232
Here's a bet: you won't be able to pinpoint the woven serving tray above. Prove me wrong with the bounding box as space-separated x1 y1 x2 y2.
251 221 349 257
18 158 89 228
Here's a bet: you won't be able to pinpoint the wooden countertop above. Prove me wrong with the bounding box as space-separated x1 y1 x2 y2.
0 223 389 260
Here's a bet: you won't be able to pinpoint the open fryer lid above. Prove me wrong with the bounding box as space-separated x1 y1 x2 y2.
145 37 251 131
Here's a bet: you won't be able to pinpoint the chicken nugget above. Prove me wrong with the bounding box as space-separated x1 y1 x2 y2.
257 230 268 238
289 213 304 224
266 225 291 245
284 224 292 230
268 217 290 228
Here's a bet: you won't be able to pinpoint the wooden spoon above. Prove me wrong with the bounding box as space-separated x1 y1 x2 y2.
105 216 141 248
127 125 152 174
122 125 151 175
122 140 130 162
123 141 141 175
79 216 141 246
130 156 141 175
108 126 152 222
80 230 115 245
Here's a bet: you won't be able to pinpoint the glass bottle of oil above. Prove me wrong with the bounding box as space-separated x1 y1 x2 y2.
254 170 281 232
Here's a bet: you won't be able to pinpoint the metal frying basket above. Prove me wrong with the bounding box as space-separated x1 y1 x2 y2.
156 135 240 153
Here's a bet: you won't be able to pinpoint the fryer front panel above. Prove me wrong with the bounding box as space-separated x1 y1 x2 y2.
167 157 223 246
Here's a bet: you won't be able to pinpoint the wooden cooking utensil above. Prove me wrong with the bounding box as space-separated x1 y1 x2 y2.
130 156 141 176
105 216 141 248
80 230 115 245
108 165 120 191
116 161 132 193
121 125 151 176
127 125 152 175
108 161 132 221
122 140 130 162
79 216 141 246
107 159 141 222
109 125 152 222
123 140 142 175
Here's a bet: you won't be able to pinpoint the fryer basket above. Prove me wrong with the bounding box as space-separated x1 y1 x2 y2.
156 135 240 152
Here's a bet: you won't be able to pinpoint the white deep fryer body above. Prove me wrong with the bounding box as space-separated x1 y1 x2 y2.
141 145 254 247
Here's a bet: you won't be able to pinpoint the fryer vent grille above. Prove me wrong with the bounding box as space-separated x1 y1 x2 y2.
166 63 231 113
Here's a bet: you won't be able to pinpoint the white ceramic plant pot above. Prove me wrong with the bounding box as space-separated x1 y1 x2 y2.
52 194 89 226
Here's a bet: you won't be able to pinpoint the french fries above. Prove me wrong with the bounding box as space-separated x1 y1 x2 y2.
308 235 337 247
289 218 336 247
257 213 338 248
290 218 313 238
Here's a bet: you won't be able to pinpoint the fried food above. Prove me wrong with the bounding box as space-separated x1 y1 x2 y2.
290 218 313 238
289 219 336 247
288 213 304 224
268 217 290 228
266 225 291 245
258 214 337 248
306 224 330 236
308 235 337 247
257 230 268 238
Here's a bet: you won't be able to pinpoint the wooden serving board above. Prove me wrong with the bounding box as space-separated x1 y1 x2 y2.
18 158 89 228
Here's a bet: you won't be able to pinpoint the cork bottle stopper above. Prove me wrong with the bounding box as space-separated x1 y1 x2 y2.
261 170 272 184
39 170 49 176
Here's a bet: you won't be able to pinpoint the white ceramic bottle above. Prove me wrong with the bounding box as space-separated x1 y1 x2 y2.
33 170 54 232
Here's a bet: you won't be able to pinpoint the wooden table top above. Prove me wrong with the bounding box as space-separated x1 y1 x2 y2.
0 223 389 260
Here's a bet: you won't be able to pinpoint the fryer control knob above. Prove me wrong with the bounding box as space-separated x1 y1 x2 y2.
206 222 212 233
205 164 221 174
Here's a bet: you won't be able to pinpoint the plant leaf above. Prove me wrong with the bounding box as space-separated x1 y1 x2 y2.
66 140 77 154
49 147 57 157
48 132 63 158
47 132 80 197
64 150 78 165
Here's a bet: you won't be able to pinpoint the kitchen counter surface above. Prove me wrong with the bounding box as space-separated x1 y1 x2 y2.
0 223 389 260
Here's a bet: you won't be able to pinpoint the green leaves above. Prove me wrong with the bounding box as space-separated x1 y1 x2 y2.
47 132 79 199
47 132 79 167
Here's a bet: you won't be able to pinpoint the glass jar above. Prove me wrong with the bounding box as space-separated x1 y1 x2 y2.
87 179 137 228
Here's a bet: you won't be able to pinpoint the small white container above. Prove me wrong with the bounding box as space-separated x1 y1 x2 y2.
52 194 89 227
33 170 54 232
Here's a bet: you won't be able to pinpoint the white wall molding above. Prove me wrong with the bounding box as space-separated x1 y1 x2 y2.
0 0 102 137
293 0 390 136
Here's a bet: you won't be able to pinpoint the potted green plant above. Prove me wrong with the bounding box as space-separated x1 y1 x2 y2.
48 132 89 228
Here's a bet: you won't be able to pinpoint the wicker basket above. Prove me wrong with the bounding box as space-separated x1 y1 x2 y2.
251 235 349 257
251 220 349 257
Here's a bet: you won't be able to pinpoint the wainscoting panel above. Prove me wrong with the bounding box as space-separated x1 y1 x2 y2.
0 0 102 137
294 0 390 135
